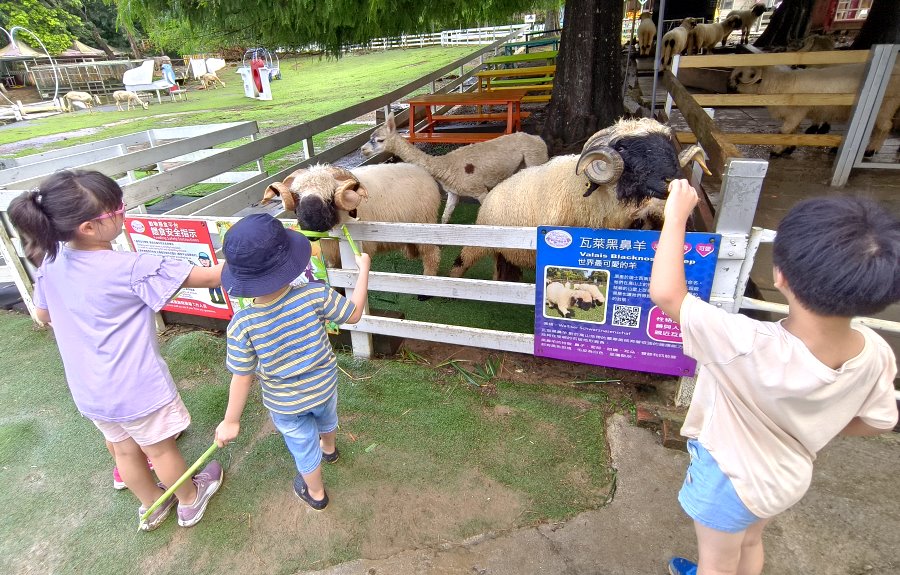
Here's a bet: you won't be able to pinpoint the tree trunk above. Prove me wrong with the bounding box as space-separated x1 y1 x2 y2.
851 0 900 49
125 28 143 59
542 0 624 155
754 0 815 48
544 9 561 34
81 10 116 59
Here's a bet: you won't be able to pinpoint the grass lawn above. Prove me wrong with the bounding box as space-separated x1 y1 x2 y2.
0 310 621 575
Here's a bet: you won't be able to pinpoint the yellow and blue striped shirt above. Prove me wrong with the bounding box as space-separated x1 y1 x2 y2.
226 283 355 415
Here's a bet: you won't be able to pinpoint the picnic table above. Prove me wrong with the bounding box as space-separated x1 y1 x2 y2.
475 65 556 92
502 37 561 56
404 89 530 145
484 50 559 68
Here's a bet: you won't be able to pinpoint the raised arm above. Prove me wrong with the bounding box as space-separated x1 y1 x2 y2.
345 253 371 324
649 180 698 323
183 262 224 289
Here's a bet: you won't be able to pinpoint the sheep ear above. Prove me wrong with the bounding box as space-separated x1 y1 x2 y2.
386 112 396 132
334 178 366 212
679 145 711 175
576 144 624 186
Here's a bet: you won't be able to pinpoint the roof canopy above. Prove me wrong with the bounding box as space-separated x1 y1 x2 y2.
0 41 49 59
60 40 106 57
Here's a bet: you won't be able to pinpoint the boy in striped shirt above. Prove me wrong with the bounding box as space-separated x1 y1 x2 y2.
215 213 370 510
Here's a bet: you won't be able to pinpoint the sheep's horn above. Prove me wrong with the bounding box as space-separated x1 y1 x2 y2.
576 145 624 186
678 145 711 175
334 178 365 212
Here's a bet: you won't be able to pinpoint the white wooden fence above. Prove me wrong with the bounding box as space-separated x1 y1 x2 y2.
343 24 530 52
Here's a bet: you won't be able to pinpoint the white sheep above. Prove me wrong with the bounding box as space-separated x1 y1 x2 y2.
449 118 709 280
359 112 549 224
63 91 102 113
729 61 900 156
112 90 148 111
637 13 656 57
261 163 442 283
688 15 742 55
660 18 696 70
199 72 225 89
545 282 593 318
572 283 606 307
724 3 767 46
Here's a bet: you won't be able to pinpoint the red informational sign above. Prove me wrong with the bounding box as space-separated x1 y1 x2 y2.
124 217 233 320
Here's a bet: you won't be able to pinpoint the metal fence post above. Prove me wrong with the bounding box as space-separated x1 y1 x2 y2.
675 158 768 406
831 45 898 186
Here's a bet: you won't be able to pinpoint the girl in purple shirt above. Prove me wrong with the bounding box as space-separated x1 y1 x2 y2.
9 170 224 531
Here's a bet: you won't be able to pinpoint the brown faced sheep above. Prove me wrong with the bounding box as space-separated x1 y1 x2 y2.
360 112 549 223
724 3 767 46
729 61 900 156
112 90 149 111
63 91 102 113
688 15 742 55
449 118 709 281
637 13 656 57
199 72 225 89
661 18 696 70
262 163 442 287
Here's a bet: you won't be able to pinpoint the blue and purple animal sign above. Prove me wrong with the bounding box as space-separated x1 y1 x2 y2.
535 226 720 377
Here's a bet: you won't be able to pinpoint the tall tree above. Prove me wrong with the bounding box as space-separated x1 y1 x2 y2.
542 0 623 153
851 0 900 49
754 0 815 48
0 0 80 55
122 0 626 153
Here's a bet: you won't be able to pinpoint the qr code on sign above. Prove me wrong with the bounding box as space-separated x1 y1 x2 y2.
611 305 641 328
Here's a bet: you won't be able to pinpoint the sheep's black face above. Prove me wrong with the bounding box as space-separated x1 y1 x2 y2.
575 299 593 311
612 134 680 202
296 194 340 232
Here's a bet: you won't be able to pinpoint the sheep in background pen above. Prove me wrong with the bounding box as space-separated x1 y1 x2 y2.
261 163 442 293
637 13 656 57
63 91 102 113
545 282 594 318
688 15 742 55
112 90 149 111
729 61 900 157
661 18 696 70
360 113 549 223
724 3 767 46
450 118 710 281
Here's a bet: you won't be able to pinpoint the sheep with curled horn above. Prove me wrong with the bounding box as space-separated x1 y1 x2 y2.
261 163 442 291
449 118 710 281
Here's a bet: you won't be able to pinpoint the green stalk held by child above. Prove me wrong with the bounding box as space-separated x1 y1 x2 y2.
214 213 371 510
650 180 899 575
8 170 225 531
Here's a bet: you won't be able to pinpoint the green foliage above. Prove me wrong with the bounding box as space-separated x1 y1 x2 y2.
0 0 80 55
120 0 548 55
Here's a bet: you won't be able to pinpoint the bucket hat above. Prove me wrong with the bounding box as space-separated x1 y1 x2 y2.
221 213 311 298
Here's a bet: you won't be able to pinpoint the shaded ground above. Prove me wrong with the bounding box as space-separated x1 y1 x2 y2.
307 414 900 575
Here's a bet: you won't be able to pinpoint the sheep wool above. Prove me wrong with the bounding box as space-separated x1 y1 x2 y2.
360 113 548 223
637 13 656 57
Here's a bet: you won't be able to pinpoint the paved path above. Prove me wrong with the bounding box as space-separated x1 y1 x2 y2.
306 415 900 575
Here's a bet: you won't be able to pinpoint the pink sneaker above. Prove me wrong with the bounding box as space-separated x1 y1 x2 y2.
112 458 154 490
113 467 127 490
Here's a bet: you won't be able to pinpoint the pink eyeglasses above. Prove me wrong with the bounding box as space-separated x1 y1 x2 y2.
95 201 126 220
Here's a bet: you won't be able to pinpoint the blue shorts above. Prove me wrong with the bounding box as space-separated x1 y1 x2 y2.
678 439 760 533
269 392 338 475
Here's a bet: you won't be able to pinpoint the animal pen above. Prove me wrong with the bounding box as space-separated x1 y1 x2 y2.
2 36 898 407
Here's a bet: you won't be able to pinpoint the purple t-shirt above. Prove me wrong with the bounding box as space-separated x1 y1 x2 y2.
32 247 192 422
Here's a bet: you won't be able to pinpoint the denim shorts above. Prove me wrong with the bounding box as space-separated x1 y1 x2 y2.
269 392 338 475
678 439 760 533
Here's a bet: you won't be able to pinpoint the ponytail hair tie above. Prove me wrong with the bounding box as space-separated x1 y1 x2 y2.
31 189 43 205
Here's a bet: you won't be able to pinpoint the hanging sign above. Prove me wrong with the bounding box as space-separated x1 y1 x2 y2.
534 227 720 377
124 217 233 320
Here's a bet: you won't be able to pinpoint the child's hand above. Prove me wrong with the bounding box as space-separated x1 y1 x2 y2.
664 179 699 223
215 420 240 447
355 253 371 273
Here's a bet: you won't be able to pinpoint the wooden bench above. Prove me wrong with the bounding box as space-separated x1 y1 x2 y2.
522 94 551 103
487 84 553 92
429 112 532 122
489 76 554 87
485 50 559 68
502 37 560 56
475 65 556 92
405 132 500 144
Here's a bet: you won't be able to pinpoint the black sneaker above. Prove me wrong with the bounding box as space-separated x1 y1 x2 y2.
293 474 328 510
322 447 339 464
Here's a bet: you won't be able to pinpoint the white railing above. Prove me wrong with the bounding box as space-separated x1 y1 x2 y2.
345 24 530 52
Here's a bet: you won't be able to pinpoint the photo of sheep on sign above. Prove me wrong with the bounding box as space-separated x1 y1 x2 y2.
543 267 609 323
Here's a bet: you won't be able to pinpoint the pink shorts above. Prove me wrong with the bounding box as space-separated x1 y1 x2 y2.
92 396 191 446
